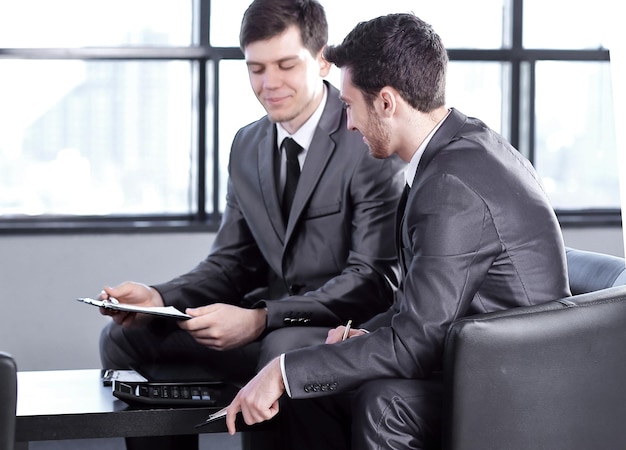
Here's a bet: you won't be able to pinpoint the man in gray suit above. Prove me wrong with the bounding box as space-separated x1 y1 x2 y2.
223 13 571 450
98 1 403 449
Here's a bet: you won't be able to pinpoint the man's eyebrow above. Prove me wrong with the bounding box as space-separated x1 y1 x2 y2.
246 55 301 66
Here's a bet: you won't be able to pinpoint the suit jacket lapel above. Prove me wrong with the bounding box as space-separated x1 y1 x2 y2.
399 108 467 277
414 108 467 179
396 184 410 279
258 125 287 241
284 82 342 241
285 132 335 237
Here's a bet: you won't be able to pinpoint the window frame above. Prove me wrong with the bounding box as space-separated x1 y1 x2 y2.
0 0 619 235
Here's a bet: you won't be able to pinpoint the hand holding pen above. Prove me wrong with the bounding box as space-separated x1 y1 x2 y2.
197 319 360 429
325 319 365 344
341 319 352 341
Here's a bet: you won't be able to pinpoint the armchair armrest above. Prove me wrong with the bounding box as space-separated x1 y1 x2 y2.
443 286 626 450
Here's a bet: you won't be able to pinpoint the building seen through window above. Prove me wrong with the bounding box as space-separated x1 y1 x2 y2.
0 0 618 228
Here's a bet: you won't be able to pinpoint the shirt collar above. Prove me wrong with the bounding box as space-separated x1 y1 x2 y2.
405 109 452 187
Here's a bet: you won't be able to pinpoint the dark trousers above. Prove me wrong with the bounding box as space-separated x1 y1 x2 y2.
100 320 329 450
280 377 443 450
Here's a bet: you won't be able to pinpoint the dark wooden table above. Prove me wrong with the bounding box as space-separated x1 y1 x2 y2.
15 369 242 449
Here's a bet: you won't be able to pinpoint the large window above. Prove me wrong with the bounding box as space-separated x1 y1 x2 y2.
0 0 618 233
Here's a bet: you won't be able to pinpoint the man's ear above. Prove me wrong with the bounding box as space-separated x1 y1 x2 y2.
317 47 332 77
377 86 397 118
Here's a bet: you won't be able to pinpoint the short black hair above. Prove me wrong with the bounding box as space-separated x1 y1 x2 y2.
324 13 447 111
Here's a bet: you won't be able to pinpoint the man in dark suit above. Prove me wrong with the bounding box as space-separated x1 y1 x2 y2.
98 1 403 449
223 13 571 450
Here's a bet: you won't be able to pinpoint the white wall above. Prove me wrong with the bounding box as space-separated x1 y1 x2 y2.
561 227 624 257
0 232 215 371
0 227 623 372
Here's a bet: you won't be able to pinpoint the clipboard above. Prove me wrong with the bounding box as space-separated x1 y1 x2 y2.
77 297 191 320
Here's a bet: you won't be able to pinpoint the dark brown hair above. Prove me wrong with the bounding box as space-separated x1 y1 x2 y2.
239 0 328 56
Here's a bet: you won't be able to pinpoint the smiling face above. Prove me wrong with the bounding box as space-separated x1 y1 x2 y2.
244 25 330 135
340 68 393 160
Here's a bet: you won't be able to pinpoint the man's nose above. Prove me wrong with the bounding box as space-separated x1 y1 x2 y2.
346 112 357 131
263 67 282 89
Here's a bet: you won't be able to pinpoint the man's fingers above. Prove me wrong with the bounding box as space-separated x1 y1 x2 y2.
185 304 216 317
240 398 280 426
325 326 344 344
226 394 280 436
225 400 241 435
266 399 280 419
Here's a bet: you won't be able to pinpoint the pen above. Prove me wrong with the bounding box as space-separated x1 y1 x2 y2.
341 319 352 341
195 406 228 428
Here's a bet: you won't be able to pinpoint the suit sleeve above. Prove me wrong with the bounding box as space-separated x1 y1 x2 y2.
283 173 501 397
263 153 404 330
152 175 269 311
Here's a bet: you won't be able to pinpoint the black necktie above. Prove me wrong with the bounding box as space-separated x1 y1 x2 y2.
398 183 410 217
282 137 303 222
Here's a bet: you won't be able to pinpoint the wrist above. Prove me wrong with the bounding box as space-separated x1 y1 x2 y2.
253 307 267 338
149 287 165 307
273 357 286 391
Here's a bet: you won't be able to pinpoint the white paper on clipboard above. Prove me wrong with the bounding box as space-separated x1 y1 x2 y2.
77 297 191 320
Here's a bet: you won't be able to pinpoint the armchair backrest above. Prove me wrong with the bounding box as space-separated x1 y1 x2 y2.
566 247 626 294
443 248 626 450
0 352 17 450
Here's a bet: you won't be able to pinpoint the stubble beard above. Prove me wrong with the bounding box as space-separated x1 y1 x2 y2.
365 108 392 159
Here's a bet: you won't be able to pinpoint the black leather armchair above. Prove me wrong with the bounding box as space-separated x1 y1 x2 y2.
0 352 17 450
443 248 626 450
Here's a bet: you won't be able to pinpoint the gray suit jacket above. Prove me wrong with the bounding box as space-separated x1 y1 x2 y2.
154 82 405 330
284 108 571 397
